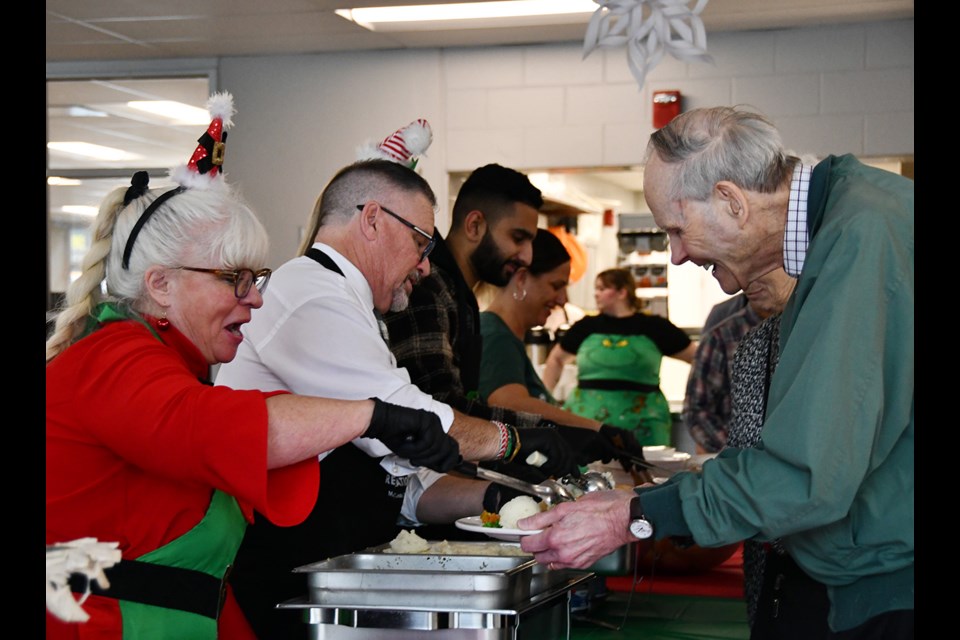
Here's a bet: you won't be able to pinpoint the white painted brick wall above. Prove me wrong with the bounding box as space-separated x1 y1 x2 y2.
866 20 914 68
775 25 866 73
215 17 912 292
734 74 820 116
821 68 914 114
440 19 912 170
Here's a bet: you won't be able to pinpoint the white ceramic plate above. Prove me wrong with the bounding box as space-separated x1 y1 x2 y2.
455 516 542 542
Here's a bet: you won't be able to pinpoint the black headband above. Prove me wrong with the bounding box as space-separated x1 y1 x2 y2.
121 179 187 270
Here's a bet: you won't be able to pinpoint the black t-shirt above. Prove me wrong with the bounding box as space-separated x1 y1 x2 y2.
559 312 691 357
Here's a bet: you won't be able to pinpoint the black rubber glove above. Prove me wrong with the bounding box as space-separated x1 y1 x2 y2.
482 482 529 514
599 423 647 472
512 424 580 479
363 398 460 472
545 421 619 466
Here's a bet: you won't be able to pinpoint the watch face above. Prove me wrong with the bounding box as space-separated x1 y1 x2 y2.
629 519 653 539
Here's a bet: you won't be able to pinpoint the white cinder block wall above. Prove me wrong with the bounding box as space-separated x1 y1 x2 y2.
222 18 913 269
219 18 912 427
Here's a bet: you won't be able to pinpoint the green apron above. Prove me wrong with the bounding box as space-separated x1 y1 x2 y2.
84 303 248 638
120 490 247 639
561 332 672 446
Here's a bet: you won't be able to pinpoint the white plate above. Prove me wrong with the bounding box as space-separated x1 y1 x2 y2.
455 516 542 542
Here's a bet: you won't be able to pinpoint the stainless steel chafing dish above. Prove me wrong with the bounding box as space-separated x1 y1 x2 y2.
296 551 536 610
279 541 595 639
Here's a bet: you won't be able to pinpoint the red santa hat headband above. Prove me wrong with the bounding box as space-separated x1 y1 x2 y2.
121 92 235 269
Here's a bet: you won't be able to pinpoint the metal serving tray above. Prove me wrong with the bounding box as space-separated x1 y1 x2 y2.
364 541 572 597
294 552 536 610
278 572 596 639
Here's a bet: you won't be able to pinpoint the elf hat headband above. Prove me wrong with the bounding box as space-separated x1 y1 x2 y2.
356 118 432 170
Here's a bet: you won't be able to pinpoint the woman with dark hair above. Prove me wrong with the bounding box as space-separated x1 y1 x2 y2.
476 230 651 487
477 229 601 428
542 267 696 446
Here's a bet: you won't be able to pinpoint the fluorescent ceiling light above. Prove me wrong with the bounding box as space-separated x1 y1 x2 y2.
47 141 141 162
61 205 98 217
337 0 597 31
126 100 210 125
47 177 83 186
67 106 108 118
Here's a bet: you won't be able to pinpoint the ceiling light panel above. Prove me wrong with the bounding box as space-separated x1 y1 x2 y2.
337 0 597 31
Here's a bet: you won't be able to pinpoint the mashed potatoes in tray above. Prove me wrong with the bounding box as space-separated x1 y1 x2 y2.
387 529 530 556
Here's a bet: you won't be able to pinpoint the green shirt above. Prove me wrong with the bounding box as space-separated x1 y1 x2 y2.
478 311 554 404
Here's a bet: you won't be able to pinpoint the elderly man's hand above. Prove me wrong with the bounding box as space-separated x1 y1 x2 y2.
518 489 638 569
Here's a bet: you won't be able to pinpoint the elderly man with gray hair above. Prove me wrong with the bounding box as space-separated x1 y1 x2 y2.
519 106 914 639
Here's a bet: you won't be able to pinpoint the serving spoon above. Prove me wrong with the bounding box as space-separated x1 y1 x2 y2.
454 460 577 507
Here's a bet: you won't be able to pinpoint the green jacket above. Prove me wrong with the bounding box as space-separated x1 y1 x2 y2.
641 155 914 631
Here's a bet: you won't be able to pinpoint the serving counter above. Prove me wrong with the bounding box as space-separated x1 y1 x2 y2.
278 542 595 639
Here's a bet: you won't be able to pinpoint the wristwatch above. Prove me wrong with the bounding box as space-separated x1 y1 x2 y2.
628 496 654 539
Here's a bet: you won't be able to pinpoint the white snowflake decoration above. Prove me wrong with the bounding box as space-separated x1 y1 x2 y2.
583 0 714 90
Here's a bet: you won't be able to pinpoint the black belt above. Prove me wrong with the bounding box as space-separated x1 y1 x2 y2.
69 559 230 620
578 379 661 393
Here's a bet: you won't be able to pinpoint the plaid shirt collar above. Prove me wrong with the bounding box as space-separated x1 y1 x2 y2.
783 163 813 277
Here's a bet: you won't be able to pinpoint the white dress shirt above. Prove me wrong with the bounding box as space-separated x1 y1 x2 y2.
215 242 455 483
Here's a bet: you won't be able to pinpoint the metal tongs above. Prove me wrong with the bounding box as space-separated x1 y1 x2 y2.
612 449 678 478
454 459 577 507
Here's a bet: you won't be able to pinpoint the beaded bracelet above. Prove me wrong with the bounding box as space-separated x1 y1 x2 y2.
492 421 510 460
504 426 522 463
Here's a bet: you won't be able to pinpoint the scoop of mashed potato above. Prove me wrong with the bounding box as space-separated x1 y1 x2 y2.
388 529 430 553
498 496 542 529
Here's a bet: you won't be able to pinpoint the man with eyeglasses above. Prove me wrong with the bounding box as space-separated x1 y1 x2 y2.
215 159 580 640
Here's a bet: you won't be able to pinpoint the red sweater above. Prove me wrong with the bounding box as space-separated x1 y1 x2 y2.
46 319 319 638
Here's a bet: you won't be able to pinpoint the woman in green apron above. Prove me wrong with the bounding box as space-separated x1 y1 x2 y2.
543 268 696 446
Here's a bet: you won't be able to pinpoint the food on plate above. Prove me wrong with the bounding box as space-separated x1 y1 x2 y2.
480 510 501 528
498 495 543 529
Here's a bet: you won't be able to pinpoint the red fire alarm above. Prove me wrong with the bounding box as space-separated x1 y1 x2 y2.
653 90 682 129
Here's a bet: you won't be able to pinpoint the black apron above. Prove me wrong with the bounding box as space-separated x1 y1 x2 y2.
229 247 408 640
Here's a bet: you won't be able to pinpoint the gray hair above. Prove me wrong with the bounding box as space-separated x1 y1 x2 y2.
46 179 268 362
644 106 799 201
297 159 436 256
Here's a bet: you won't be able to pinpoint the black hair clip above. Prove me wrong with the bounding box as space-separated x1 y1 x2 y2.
123 171 150 206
